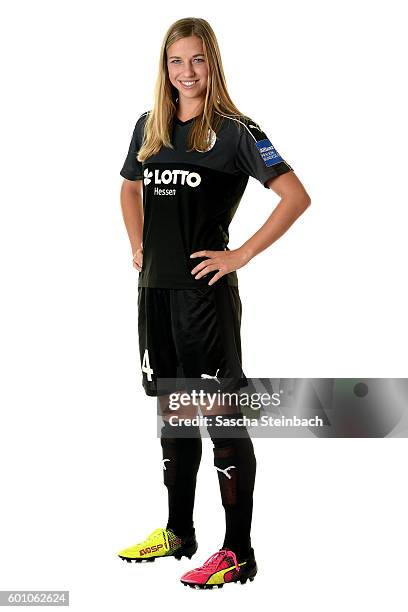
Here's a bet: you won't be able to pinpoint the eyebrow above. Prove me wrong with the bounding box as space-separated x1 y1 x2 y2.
168 53 205 59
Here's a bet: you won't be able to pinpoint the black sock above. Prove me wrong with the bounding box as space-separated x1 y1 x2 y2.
207 415 256 559
160 419 202 538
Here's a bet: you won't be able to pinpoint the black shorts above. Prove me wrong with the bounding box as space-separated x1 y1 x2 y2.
138 284 248 397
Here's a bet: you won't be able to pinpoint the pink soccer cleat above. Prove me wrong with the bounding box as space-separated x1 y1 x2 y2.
180 547 257 589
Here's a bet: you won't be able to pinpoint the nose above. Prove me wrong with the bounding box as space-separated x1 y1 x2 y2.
180 61 196 78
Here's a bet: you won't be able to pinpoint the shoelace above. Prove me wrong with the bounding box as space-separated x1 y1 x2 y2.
196 549 239 573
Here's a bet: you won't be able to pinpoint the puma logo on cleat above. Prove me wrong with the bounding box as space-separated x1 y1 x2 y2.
201 368 220 383
139 544 163 555
161 459 170 470
215 465 236 479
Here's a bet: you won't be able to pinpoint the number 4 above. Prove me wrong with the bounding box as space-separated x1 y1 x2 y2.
142 348 154 381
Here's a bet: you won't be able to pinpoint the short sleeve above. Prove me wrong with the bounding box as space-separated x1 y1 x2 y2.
119 112 148 181
235 118 293 188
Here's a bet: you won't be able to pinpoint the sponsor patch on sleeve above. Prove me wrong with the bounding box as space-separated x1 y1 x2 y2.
255 138 284 167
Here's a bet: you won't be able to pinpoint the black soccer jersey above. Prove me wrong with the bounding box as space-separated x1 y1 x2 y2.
120 111 293 288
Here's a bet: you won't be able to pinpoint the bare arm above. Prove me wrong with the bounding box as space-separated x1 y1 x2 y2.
239 171 311 261
120 178 144 270
190 170 312 285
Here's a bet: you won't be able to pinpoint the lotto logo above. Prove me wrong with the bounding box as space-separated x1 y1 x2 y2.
143 168 201 187
143 169 153 185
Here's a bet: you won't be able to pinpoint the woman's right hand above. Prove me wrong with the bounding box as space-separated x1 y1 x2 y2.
132 244 143 272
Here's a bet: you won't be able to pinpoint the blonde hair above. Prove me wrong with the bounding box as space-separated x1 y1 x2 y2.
138 17 248 161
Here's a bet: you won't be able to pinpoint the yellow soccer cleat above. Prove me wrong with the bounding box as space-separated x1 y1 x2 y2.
117 528 198 563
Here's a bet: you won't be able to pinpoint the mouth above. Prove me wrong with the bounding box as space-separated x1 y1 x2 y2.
178 80 198 89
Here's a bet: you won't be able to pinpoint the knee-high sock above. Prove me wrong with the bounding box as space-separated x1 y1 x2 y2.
207 417 256 558
160 420 202 538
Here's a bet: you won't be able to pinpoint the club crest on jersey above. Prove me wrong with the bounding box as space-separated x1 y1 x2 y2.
143 168 201 187
196 128 217 153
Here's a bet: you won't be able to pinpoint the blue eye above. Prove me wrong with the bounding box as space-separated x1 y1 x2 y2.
170 58 204 63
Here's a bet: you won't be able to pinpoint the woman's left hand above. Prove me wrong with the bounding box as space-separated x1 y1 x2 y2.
190 247 252 285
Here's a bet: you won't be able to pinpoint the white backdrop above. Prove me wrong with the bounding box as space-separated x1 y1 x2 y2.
0 0 407 610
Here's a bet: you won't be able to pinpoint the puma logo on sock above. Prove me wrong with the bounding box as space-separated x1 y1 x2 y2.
215 465 236 479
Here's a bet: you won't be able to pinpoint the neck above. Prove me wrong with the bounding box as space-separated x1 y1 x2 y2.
177 99 204 120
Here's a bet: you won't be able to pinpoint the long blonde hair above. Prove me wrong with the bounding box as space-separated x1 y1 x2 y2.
138 17 248 161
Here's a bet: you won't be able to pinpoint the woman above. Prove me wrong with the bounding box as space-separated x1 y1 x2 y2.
117 17 311 589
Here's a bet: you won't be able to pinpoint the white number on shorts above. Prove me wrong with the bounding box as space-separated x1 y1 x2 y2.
142 348 154 381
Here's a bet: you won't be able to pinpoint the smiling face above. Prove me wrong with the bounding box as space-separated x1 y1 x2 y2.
167 35 208 106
